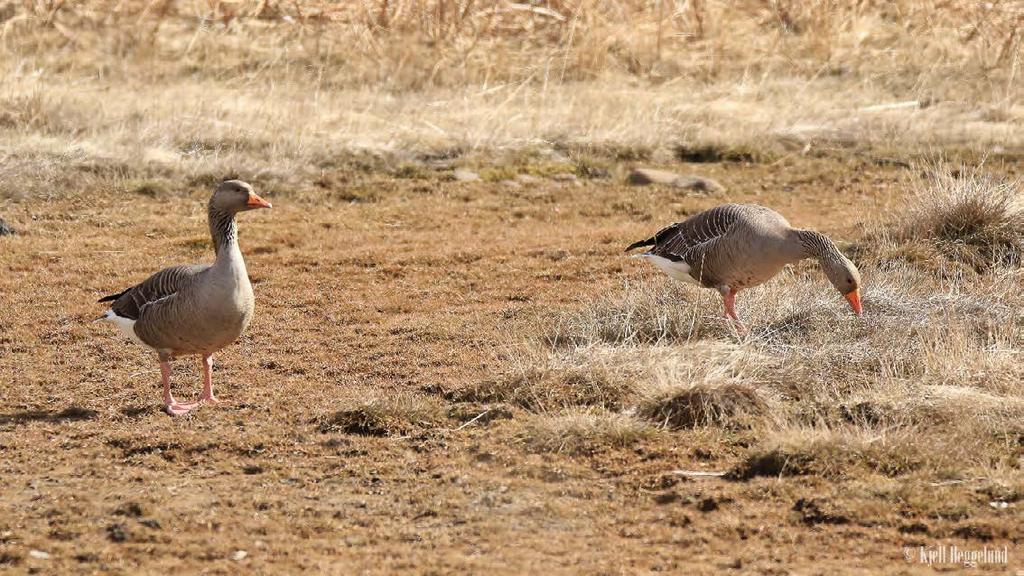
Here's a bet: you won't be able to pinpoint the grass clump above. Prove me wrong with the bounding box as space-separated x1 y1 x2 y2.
865 166 1024 273
315 393 446 437
637 381 770 430
572 156 613 180
729 429 932 480
673 143 764 164
121 179 173 198
391 163 436 180
548 280 726 347
520 408 653 455
331 184 382 204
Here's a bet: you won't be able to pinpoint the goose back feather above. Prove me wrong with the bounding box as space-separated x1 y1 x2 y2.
99 265 209 320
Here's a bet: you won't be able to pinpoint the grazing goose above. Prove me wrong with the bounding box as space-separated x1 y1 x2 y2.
625 204 862 328
98 180 272 415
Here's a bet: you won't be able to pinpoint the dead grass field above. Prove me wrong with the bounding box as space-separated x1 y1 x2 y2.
1 1 1023 574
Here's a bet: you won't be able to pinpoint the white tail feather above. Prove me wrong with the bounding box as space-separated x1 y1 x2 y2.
636 253 700 285
100 310 151 348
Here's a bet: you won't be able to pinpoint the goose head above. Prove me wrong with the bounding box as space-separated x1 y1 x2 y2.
211 180 272 213
822 255 862 316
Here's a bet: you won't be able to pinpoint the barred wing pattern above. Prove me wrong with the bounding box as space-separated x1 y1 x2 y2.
99 265 209 321
647 204 748 263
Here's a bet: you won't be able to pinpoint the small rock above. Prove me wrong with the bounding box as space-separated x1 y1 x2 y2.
0 218 14 236
28 550 50 560
452 169 480 182
550 173 578 183
627 168 679 185
231 550 248 561
672 175 724 193
627 168 723 193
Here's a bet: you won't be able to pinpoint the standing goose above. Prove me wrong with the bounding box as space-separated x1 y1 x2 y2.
98 180 272 415
625 204 862 328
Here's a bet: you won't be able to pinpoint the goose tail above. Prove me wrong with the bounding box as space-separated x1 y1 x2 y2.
624 238 655 252
97 290 127 303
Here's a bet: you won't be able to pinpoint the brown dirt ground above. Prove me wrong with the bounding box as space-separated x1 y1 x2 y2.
0 156 1019 574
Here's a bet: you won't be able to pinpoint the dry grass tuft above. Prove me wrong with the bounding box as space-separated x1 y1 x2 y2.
864 166 1024 273
673 142 763 164
520 408 653 455
729 426 989 480
637 381 770 430
547 280 727 347
315 393 447 437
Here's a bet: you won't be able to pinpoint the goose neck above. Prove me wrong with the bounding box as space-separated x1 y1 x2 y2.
793 229 843 264
208 205 239 258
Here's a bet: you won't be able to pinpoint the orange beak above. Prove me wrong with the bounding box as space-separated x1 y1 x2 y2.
246 192 272 209
844 288 863 317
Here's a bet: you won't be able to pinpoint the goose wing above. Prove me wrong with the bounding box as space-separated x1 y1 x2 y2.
626 204 751 262
98 265 208 321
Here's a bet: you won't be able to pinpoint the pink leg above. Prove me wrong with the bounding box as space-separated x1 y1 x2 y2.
721 289 748 334
200 355 219 404
161 361 199 416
